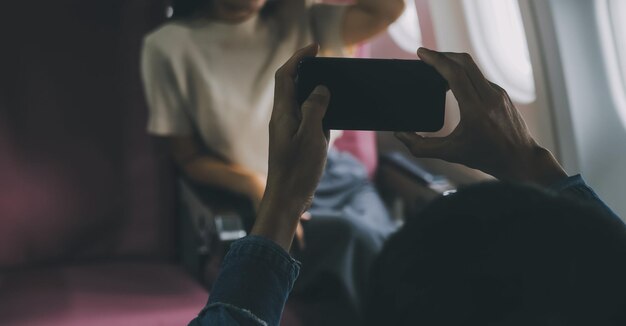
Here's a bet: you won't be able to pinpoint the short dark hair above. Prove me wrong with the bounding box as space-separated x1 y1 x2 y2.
366 182 626 326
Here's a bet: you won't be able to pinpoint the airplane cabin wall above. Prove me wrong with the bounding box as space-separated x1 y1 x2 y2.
546 0 626 220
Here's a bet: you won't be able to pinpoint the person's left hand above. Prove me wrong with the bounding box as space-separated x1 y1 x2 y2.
251 44 331 251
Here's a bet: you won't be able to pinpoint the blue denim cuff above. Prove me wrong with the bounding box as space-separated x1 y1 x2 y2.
224 235 301 286
200 235 302 325
549 174 586 192
548 174 621 222
548 174 602 201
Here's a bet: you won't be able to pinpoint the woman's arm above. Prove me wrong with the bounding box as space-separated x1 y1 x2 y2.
342 0 405 46
170 135 266 207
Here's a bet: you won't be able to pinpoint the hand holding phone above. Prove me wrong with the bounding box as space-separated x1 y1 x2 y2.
395 48 567 186
296 58 448 132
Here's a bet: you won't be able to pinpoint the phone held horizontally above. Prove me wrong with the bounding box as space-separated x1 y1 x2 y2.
297 57 447 132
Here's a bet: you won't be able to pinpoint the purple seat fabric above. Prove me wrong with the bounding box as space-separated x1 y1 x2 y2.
0 262 207 326
0 1 208 325
0 0 175 268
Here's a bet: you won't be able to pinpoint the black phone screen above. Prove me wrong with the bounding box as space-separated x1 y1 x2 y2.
296 57 447 132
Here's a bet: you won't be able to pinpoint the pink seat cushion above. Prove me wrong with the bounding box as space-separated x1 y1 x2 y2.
333 131 378 179
0 262 207 326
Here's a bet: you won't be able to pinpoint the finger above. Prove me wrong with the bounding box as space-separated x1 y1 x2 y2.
272 44 320 121
417 48 480 105
395 132 451 159
301 211 312 221
323 129 331 142
488 81 508 96
440 52 497 99
296 222 306 250
299 85 330 135
281 43 319 79
274 44 319 100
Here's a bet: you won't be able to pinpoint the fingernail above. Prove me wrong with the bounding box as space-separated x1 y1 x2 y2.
312 85 330 96
417 47 432 58
302 43 319 55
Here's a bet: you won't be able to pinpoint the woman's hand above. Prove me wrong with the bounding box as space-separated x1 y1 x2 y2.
251 44 331 251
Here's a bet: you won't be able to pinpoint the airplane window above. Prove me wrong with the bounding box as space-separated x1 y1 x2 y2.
596 0 626 128
388 0 423 53
462 0 536 104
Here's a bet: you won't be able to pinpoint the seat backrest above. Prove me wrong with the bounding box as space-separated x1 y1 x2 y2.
0 0 174 269
334 131 379 179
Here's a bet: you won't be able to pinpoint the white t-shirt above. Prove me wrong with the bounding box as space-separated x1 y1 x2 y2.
141 1 346 176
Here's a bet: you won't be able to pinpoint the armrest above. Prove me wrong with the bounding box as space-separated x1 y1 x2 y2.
376 152 457 219
379 152 456 194
177 178 254 280
180 178 255 240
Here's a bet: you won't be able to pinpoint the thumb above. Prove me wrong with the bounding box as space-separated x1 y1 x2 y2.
300 85 330 134
395 132 448 159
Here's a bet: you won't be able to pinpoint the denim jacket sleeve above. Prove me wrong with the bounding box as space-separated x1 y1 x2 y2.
189 235 301 326
550 174 622 222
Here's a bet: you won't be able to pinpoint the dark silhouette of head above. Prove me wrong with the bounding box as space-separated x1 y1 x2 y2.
367 182 626 326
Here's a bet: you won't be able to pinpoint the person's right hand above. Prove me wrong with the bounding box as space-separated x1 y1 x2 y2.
396 48 567 186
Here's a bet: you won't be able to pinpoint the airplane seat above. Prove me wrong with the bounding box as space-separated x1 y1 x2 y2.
334 130 379 179
0 0 209 325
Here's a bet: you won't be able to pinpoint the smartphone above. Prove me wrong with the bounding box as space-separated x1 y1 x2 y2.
296 57 447 132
